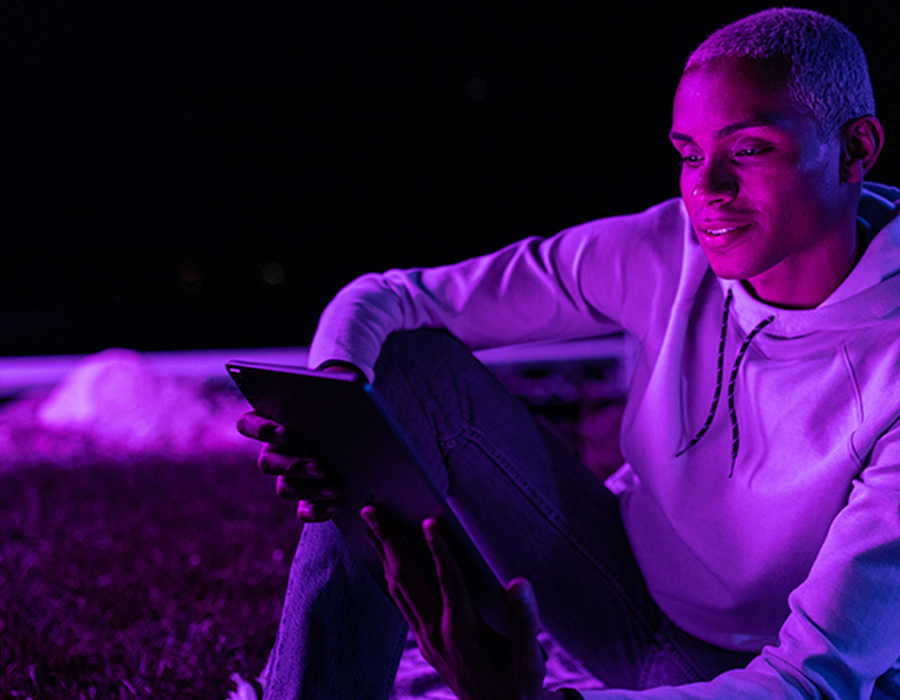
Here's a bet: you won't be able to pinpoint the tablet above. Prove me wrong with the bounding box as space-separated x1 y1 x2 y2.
226 359 509 635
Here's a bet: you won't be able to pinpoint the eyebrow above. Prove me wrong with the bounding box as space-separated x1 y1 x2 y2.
669 116 783 144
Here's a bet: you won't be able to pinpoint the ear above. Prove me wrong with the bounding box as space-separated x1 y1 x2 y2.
840 115 884 184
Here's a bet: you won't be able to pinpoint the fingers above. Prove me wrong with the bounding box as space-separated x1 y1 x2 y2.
506 578 546 697
423 518 477 636
361 506 423 628
236 411 289 445
258 444 343 521
258 444 321 476
237 412 344 522
274 474 341 501
295 499 343 523
320 362 366 381
282 478 343 522
365 510 545 698
362 506 441 634
507 579 540 639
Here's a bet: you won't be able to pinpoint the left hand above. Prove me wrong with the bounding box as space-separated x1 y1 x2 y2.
361 506 555 700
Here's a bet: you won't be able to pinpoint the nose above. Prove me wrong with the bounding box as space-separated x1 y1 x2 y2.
690 158 737 207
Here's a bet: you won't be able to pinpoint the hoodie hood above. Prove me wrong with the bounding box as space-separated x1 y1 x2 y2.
678 183 900 474
719 181 900 339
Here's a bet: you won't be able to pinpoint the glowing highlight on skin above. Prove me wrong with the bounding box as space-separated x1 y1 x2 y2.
671 57 861 308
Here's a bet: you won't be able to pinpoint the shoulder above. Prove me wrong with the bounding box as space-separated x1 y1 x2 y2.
549 197 696 269
560 197 689 240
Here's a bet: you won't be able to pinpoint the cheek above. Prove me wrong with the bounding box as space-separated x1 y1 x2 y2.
770 143 841 217
679 170 695 205
768 172 833 225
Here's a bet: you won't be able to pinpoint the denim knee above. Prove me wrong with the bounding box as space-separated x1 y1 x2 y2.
374 329 473 384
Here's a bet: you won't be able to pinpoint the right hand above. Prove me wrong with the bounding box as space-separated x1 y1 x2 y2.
236 411 344 523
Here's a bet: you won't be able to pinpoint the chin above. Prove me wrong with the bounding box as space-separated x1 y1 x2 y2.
712 269 744 281
702 255 746 280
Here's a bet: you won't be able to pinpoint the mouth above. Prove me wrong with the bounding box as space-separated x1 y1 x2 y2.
697 223 754 239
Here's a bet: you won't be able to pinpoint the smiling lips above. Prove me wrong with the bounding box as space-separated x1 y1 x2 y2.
698 222 754 238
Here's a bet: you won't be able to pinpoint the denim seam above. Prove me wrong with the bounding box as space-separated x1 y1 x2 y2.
637 644 662 689
658 637 706 684
655 621 707 684
440 432 463 451
454 422 656 637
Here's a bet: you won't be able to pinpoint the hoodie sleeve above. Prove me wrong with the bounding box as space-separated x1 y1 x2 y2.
308 199 692 380
576 422 900 700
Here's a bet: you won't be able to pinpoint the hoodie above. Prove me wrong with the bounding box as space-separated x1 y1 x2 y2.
309 182 900 699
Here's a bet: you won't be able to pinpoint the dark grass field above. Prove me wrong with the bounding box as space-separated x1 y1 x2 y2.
0 354 625 700
0 453 301 699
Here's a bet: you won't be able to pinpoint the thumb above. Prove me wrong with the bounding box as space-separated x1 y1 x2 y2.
506 578 546 697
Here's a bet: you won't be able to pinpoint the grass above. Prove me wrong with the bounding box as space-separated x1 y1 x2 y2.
0 453 301 699
0 362 624 700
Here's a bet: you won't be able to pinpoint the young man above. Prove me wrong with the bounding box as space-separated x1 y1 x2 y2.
239 8 900 699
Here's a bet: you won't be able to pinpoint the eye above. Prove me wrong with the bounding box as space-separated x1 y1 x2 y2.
734 146 772 158
678 154 703 167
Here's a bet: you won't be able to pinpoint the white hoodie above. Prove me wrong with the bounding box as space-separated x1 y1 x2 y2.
309 183 900 699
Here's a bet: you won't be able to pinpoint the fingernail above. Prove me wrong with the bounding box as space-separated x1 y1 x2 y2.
360 506 377 528
305 459 321 477
262 424 285 442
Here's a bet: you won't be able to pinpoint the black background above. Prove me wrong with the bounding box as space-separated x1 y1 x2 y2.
4 1 898 356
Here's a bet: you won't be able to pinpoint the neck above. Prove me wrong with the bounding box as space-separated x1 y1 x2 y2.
744 222 861 310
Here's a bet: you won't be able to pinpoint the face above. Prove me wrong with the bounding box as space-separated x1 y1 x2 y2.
671 57 854 306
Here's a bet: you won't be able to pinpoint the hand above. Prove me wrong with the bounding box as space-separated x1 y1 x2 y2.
236 411 343 522
361 506 554 700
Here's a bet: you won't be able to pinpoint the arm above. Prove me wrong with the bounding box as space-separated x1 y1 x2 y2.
360 430 900 700
580 426 900 699
308 199 690 380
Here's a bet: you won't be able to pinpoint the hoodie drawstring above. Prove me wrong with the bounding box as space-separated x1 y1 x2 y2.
675 289 775 477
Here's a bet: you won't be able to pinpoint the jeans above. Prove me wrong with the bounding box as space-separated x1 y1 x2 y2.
260 330 757 699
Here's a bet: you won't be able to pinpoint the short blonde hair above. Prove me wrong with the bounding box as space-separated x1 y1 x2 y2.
686 7 875 137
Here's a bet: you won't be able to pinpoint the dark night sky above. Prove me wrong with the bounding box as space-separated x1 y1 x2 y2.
4 1 899 356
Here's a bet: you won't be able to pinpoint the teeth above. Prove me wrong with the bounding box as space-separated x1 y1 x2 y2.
705 226 741 236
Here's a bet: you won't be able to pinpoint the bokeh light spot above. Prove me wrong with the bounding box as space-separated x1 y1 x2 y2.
262 262 286 286
465 77 487 101
180 260 203 292
181 261 202 282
